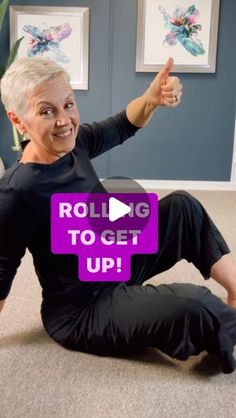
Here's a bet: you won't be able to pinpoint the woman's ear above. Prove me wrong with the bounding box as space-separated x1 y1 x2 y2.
7 111 26 135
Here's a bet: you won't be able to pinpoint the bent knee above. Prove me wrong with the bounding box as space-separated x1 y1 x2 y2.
163 283 212 306
167 190 195 203
165 190 202 215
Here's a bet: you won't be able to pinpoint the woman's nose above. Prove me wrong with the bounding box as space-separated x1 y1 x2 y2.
56 111 70 126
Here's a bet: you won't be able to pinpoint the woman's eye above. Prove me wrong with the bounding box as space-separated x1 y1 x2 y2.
42 109 53 116
40 103 74 116
66 102 74 109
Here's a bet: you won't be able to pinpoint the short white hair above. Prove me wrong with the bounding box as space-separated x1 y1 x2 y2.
0 57 70 114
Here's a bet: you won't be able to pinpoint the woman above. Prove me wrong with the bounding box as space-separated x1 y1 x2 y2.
0 57 236 373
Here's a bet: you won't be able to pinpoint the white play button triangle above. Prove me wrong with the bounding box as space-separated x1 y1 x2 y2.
109 197 131 222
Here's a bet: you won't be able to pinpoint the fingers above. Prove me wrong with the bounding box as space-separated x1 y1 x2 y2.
162 90 183 99
161 76 183 107
162 76 182 91
162 90 182 107
164 95 182 108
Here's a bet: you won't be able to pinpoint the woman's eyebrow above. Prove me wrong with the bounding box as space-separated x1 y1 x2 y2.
36 94 74 107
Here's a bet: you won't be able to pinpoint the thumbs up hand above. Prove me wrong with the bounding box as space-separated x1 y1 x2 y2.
146 57 183 108
126 57 183 127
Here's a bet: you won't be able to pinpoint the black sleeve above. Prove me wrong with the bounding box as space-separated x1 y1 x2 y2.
76 110 140 159
0 185 36 299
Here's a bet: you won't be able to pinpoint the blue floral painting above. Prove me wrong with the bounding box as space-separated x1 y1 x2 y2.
23 22 72 63
159 4 205 57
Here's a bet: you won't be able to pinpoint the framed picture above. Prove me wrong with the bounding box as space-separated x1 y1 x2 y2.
10 5 89 90
136 0 220 73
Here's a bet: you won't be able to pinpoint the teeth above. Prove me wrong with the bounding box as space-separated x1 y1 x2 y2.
56 130 71 137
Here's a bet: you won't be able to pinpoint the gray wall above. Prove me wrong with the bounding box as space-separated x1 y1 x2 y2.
0 0 236 180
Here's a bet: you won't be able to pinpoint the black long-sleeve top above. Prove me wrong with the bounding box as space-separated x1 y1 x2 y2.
0 111 139 303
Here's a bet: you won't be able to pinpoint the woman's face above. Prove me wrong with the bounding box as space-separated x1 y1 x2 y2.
16 74 80 161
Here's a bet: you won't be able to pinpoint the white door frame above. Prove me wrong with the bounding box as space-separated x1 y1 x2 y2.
230 116 236 182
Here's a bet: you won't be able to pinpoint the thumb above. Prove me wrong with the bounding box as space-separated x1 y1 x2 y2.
159 57 174 81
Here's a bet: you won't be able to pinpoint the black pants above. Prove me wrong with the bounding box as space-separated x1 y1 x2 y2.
41 191 236 372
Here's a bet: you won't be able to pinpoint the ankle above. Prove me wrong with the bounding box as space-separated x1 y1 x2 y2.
210 255 236 296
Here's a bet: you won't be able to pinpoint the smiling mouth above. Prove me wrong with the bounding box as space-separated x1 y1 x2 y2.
54 128 73 138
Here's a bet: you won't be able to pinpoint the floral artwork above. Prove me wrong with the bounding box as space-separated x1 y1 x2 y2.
159 4 205 57
10 6 89 88
23 22 72 63
136 0 220 72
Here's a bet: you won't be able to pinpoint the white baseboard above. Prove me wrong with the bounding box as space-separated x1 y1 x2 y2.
135 180 236 191
100 179 236 191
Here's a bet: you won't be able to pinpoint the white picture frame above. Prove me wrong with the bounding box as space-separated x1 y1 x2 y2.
10 5 89 90
136 0 220 73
